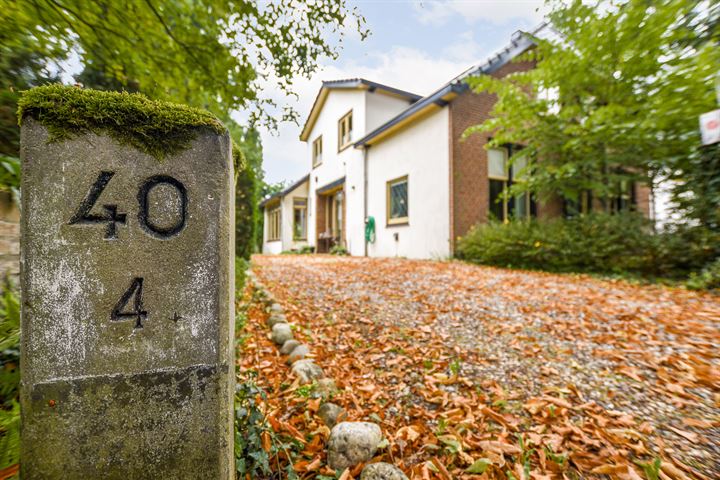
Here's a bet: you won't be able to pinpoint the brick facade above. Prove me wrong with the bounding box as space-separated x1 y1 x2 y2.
447 59 653 252
448 59 535 251
635 183 653 218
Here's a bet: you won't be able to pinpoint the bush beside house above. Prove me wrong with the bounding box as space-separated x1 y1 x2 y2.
456 213 720 287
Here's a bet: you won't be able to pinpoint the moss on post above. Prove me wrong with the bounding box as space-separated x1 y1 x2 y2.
18 85 226 160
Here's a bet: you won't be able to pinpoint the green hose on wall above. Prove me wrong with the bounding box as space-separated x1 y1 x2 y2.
365 216 376 244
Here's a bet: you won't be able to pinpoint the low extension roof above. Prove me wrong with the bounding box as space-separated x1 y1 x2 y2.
353 27 544 148
259 174 310 208
299 79 422 142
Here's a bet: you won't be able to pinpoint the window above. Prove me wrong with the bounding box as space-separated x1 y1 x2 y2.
312 136 323 167
487 147 535 221
293 198 307 240
267 206 281 241
564 191 593 217
386 176 408 225
338 111 353 151
488 148 509 221
610 180 636 213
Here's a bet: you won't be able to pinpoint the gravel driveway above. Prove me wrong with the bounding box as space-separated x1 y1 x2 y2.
252 254 720 478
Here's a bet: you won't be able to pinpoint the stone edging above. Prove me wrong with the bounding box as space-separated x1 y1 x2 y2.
246 269 409 479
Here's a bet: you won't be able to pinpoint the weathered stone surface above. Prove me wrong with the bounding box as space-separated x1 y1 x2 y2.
20 118 235 478
314 378 338 399
361 463 409 480
270 302 283 313
291 359 324 384
327 422 383 471
318 402 345 428
271 323 293 344
286 344 310 364
280 339 301 355
267 313 287 328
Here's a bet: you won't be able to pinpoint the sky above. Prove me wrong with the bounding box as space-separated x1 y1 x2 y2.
253 0 547 185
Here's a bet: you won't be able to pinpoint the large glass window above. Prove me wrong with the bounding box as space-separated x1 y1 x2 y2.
487 147 535 221
267 206 281 241
488 148 508 179
338 111 353 150
387 176 408 225
293 198 307 240
610 180 636 213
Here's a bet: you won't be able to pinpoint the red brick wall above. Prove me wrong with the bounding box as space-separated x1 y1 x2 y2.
448 59 535 249
447 57 654 250
635 183 652 218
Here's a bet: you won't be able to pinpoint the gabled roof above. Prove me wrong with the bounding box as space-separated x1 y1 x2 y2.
259 174 310 208
299 79 422 142
354 28 543 148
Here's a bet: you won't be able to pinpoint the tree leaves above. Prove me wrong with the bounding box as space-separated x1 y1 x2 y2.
464 0 720 218
10 0 368 128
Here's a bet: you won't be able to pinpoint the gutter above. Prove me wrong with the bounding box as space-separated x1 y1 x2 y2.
363 146 369 257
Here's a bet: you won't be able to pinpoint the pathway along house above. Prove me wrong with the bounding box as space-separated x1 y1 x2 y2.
261 30 652 259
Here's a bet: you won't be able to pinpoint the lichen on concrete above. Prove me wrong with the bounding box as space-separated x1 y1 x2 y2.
18 85 226 160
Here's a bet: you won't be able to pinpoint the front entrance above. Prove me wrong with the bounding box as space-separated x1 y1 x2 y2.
316 186 345 253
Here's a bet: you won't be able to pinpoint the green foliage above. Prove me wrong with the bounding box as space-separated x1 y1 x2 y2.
635 458 661 480
456 213 720 281
18 85 225 160
672 143 720 230
234 372 301 480
233 143 258 260
0 155 20 204
0 25 61 157
329 244 349 256
9 0 367 128
686 258 720 291
282 246 315 255
0 280 20 470
226 120 264 254
464 0 720 221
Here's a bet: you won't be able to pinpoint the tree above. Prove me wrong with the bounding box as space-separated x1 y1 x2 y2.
464 0 720 221
0 31 60 156
7 0 367 127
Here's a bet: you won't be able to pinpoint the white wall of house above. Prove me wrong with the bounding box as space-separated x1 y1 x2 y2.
304 88 416 255
306 89 365 249
261 179 309 254
365 107 451 259
365 92 416 133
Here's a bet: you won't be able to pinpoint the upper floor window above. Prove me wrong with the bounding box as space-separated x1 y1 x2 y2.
312 136 323 167
338 110 353 151
387 175 408 225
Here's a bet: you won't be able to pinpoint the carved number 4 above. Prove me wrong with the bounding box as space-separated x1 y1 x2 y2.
112 277 148 329
68 171 127 239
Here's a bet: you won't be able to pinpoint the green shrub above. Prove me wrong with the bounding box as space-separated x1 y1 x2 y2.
329 244 349 256
234 373 301 480
686 258 720 291
233 142 258 260
281 245 314 255
0 279 20 470
456 213 719 281
457 213 655 274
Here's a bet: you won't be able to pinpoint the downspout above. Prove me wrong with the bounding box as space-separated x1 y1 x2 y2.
363 145 369 257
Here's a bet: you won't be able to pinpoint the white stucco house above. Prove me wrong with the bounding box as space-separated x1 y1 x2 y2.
261 29 653 258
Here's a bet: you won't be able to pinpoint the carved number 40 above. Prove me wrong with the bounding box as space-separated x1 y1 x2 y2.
70 171 188 329
69 170 188 240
